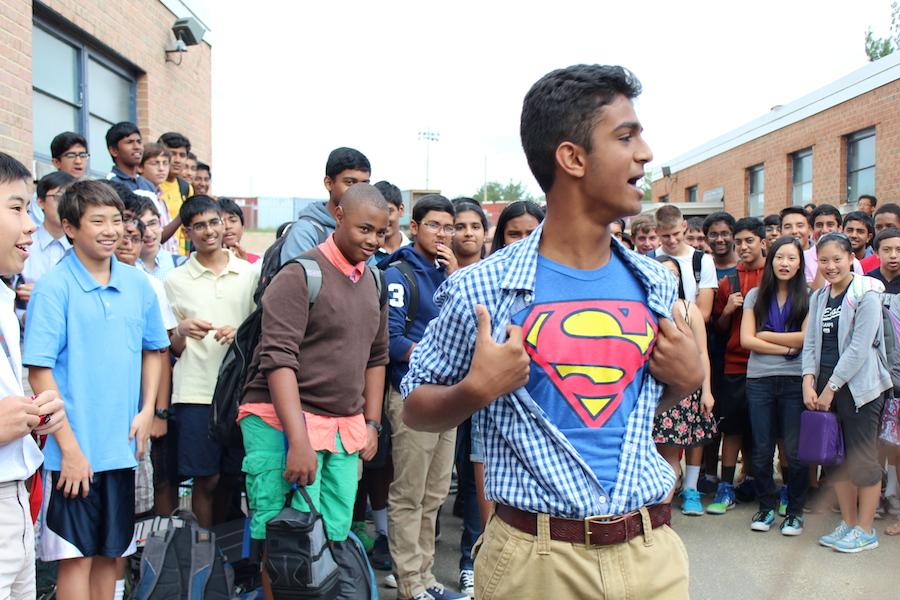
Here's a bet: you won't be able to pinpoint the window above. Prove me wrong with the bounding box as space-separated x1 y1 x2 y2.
846 128 875 202
659 195 669 203
686 186 698 203
792 148 813 206
747 164 765 217
32 20 136 178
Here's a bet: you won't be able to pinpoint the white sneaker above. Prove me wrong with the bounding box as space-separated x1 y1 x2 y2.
459 569 475 597
384 573 398 588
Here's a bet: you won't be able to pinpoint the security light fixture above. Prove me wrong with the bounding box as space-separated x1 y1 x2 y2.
165 17 207 64
662 166 671 178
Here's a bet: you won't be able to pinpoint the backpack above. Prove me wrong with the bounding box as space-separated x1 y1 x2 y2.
254 214 330 305
178 177 191 200
880 293 900 391
386 258 419 336
331 531 378 599
209 257 387 449
135 510 234 600
691 250 704 287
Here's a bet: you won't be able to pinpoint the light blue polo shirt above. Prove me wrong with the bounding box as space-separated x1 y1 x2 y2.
23 252 170 472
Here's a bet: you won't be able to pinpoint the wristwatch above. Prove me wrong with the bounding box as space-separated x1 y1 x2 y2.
366 419 383 433
828 382 840 393
154 408 171 420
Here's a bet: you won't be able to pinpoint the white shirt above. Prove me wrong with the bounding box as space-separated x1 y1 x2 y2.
144 271 178 331
21 225 71 283
0 285 43 482
656 246 718 303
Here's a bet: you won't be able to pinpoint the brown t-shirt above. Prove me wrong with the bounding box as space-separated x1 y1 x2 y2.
242 248 389 416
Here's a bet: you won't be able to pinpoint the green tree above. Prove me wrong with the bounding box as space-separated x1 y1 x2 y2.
865 1 899 61
473 180 535 203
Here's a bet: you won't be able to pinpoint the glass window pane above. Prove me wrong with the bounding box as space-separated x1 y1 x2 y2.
32 27 79 103
88 58 130 122
33 91 78 157
849 135 876 171
848 167 875 202
749 193 764 217
88 115 114 176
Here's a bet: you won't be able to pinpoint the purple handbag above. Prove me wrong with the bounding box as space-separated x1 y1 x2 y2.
797 410 845 466
880 394 900 446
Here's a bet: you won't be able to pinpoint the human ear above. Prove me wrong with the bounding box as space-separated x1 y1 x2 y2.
555 141 586 180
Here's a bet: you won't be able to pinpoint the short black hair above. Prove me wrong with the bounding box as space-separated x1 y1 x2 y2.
196 161 211 176
686 217 704 232
50 131 87 158
375 181 402 208
810 203 842 225
734 217 765 239
158 132 191 152
325 147 370 180
702 211 736 235
36 171 75 200
874 203 900 221
779 206 810 225
179 195 221 227
843 210 874 236
520 64 642 192
0 153 31 185
874 227 900 250
105 122 141 152
105 180 146 215
763 214 781 228
217 197 244 225
124 216 146 239
412 194 454 223
135 199 160 219
58 180 124 229
187 151 197 161
858 194 877 208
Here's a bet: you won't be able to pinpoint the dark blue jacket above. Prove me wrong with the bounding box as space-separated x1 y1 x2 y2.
378 245 446 390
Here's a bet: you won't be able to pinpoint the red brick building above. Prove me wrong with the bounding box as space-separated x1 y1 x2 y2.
0 0 211 179
650 53 900 218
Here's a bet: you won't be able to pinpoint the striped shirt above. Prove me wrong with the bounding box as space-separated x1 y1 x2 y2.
401 222 678 517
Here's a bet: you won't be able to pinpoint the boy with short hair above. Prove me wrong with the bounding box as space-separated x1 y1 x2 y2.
810 204 842 242
655 204 718 321
185 152 198 185
139 143 181 255
135 200 183 282
843 211 874 261
157 132 195 255
279 147 371 264
219 197 260 264
780 206 816 283
858 194 877 216
685 217 707 252
709 217 767 515
105 122 156 195
374 180 409 261
239 184 390 598
866 228 900 294
51 132 90 180
0 153 66 600
194 162 211 196
703 211 738 280
630 213 658 255
25 180 168 600
763 214 781 246
860 203 900 273
164 195 258 528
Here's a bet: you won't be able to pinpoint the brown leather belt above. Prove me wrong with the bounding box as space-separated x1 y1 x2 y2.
495 503 671 547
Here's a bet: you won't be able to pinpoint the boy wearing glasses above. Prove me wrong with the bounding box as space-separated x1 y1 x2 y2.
164 196 258 528
378 195 467 600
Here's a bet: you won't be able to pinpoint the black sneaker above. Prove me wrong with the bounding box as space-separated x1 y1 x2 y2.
697 475 719 495
734 478 756 503
369 534 391 571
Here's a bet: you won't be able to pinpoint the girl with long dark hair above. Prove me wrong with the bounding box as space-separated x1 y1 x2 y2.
490 200 544 254
740 236 809 535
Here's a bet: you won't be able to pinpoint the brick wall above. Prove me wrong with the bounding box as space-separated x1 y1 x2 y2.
650 78 900 217
0 0 211 171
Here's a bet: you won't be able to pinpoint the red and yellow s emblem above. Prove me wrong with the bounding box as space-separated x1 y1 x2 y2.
522 300 657 428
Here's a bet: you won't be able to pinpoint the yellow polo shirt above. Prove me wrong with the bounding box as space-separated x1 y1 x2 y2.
164 249 259 405
159 178 194 255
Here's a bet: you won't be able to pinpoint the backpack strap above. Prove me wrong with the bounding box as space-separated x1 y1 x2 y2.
178 177 190 200
297 214 330 244
369 265 388 308
692 250 703 286
727 273 740 295
390 259 419 335
187 524 216 600
134 528 178 600
292 257 323 305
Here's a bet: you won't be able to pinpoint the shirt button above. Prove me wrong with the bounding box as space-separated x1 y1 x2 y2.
599 497 607 504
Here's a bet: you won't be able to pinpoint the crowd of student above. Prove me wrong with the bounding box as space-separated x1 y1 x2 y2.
0 62 897 600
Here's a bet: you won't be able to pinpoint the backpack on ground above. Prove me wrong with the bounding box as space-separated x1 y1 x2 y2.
210 257 386 449
135 510 234 600
331 531 378 599
254 214 330 305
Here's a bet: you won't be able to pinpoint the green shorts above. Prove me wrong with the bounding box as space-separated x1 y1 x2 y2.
240 415 359 541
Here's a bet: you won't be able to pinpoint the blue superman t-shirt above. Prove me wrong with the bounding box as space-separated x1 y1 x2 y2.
512 252 658 494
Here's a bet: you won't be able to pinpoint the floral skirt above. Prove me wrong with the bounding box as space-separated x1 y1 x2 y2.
653 389 717 447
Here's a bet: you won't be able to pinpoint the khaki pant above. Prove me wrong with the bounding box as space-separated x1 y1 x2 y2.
387 388 456 598
474 507 690 600
0 481 35 600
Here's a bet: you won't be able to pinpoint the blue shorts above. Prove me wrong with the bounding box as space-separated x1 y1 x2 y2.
150 409 179 487
38 469 136 560
176 404 244 478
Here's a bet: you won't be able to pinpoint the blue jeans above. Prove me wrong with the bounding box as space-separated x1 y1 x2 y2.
456 418 483 571
746 376 808 515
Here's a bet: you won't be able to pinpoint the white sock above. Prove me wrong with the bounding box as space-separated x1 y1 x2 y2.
372 508 388 536
886 467 898 498
684 466 701 491
114 579 125 600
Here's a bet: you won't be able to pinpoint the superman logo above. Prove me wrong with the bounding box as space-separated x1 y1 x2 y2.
522 300 657 428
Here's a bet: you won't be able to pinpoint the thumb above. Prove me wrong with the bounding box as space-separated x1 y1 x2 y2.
475 304 493 343
671 307 689 332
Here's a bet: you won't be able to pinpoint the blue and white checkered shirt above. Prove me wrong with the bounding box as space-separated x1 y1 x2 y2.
401 222 678 517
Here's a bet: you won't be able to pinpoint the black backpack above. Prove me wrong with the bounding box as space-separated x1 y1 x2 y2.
134 510 233 600
691 249 703 287
386 258 419 335
209 257 386 449
254 214 330 305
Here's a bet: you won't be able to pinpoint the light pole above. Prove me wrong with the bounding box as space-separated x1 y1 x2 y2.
418 130 439 189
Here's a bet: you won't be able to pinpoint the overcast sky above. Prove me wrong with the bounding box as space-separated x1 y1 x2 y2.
197 0 893 200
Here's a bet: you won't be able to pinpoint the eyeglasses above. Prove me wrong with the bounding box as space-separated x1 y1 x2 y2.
189 217 223 233
61 152 90 160
120 235 143 245
706 232 732 240
420 221 456 235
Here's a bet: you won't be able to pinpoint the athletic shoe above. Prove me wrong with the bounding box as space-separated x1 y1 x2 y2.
458 569 475 598
384 573 398 588
679 488 704 516
818 520 853 548
751 509 775 531
350 521 375 553
706 482 736 514
369 534 391 571
402 594 435 600
697 475 719 495
734 477 756 503
777 486 788 517
780 514 804 536
832 526 879 553
426 584 469 600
